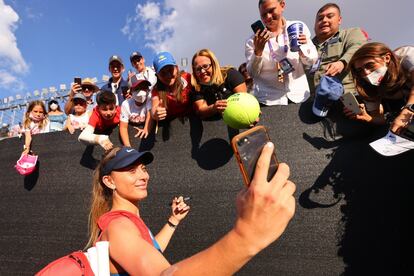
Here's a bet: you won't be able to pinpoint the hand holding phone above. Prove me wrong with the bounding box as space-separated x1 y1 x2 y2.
341 92 362 115
73 77 82 93
251 20 265 34
232 126 278 186
74 77 82 85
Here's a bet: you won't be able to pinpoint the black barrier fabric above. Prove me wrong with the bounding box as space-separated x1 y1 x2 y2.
0 101 410 275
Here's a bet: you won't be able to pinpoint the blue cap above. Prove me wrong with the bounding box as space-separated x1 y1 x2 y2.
312 76 344 117
102 147 153 175
153 52 176 73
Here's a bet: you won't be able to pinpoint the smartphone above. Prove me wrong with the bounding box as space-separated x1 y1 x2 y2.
340 92 362 115
74 77 82 86
398 122 414 141
251 20 265 34
231 126 279 186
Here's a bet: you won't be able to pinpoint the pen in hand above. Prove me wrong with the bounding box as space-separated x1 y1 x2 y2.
169 196 191 206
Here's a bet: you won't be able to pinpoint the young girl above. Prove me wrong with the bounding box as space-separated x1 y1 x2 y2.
151 52 192 121
47 99 67 132
22 100 50 154
65 93 91 134
347 42 414 133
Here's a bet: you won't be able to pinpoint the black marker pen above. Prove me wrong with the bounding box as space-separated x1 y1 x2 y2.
169 196 191 206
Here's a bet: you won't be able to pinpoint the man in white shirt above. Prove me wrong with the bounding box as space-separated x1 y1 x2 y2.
245 0 318 106
128 51 157 91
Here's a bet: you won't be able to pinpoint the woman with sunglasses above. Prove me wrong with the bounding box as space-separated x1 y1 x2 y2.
87 144 295 275
151 52 192 121
347 42 414 132
190 49 247 119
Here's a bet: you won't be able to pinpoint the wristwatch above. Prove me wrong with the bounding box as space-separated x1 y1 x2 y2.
403 103 414 112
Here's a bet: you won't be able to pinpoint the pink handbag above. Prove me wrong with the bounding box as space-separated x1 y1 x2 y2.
15 154 38 175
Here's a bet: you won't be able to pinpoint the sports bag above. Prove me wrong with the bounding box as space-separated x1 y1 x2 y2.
35 251 94 276
36 210 156 275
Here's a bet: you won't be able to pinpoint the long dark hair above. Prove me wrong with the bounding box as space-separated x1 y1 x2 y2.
349 42 406 100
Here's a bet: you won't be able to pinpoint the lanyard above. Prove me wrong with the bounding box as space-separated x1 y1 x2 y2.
309 33 340 73
267 30 289 62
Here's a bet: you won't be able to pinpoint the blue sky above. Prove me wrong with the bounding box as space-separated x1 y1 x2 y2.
1 0 413 103
0 0 157 100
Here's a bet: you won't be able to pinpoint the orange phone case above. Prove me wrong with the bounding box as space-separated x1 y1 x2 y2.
231 126 278 186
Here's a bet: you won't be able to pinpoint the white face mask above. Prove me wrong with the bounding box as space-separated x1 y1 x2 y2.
364 65 388 86
132 90 147 103
50 103 59 111
29 112 45 122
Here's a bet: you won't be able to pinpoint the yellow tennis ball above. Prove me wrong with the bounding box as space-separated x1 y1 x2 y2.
223 93 260 129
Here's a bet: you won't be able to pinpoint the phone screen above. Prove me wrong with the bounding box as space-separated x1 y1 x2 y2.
398 122 414 141
340 92 361 115
74 77 82 85
232 126 278 186
251 20 265 34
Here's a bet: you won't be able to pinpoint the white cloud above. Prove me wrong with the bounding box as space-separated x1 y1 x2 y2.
0 0 28 92
122 0 413 69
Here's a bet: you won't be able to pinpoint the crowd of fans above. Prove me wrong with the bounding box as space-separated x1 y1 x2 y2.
4 1 413 275
4 3 410 155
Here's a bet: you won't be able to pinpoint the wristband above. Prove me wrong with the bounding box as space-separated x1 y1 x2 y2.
402 103 414 113
167 220 177 229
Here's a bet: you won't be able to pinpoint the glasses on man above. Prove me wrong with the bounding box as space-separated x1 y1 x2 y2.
132 57 142 63
195 63 212 73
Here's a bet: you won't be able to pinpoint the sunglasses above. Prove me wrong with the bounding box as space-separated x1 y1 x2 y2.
73 100 86 106
131 57 142 63
194 63 212 73
82 86 95 91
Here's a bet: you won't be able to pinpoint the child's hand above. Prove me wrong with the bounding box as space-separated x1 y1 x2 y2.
99 138 113 151
68 125 75 134
134 127 149 138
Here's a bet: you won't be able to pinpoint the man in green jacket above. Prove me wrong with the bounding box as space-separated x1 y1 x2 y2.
307 3 369 95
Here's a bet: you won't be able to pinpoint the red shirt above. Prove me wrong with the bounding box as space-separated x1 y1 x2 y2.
88 106 121 132
152 72 192 118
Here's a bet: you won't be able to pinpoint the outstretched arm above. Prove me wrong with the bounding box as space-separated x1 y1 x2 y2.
163 142 296 276
78 125 113 151
391 70 414 133
119 121 131 147
23 130 32 154
106 143 295 276
155 196 190 252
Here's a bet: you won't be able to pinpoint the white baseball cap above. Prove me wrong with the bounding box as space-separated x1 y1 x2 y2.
369 130 414 156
